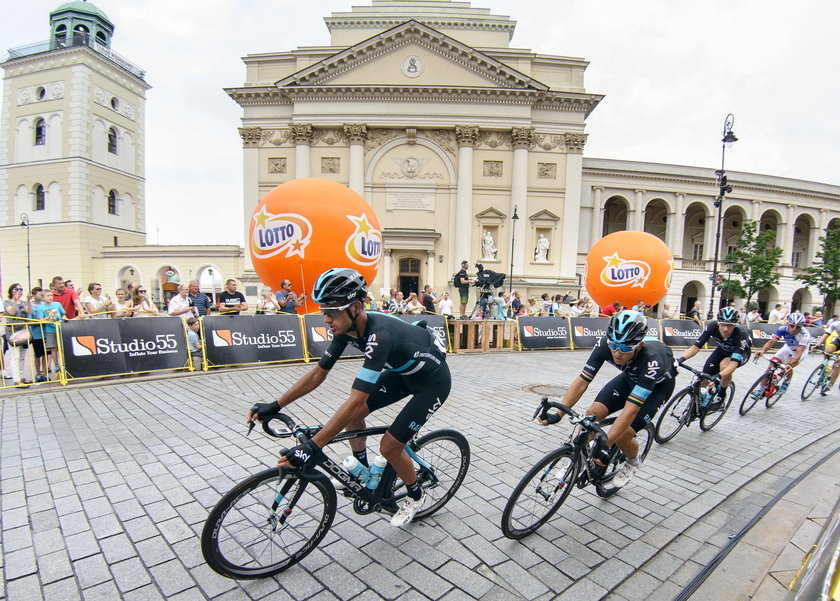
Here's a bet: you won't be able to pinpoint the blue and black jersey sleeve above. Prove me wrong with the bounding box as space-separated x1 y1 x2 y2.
351 327 395 394
580 337 609 383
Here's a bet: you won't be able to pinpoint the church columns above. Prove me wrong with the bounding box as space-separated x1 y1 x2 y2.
239 127 261 270
454 125 479 264
703 202 717 261
780 204 795 265
291 124 312 178
383 249 392 290
344 124 367 196
510 127 532 276
632 189 645 231
666 193 684 256
591 186 603 248
426 250 435 287
561 133 586 277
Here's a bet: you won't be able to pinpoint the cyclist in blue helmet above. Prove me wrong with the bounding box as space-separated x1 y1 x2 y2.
677 306 752 411
539 310 677 489
753 311 811 395
248 268 450 527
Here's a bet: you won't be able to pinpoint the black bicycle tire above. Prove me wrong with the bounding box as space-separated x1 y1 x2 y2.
739 373 768 415
699 382 735 431
654 386 693 444
201 468 336 579
595 423 654 499
801 365 824 401
500 445 578 539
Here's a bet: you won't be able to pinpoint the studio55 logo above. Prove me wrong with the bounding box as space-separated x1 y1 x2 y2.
71 334 178 356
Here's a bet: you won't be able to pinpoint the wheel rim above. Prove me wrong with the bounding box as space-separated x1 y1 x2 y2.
700 384 734 430
801 366 823 401
505 452 575 535
740 376 767 415
656 390 692 442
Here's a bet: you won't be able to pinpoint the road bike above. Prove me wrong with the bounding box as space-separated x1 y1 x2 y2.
500 397 653 540
654 363 735 443
201 410 470 579
740 356 788 415
801 350 838 400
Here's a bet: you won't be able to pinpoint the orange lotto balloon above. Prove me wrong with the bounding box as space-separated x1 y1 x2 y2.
584 231 673 310
249 179 382 313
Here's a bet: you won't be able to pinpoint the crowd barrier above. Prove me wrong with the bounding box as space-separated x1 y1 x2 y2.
0 312 829 390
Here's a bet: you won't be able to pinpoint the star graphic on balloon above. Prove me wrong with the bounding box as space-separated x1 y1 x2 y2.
603 253 622 268
253 207 271 229
348 213 374 236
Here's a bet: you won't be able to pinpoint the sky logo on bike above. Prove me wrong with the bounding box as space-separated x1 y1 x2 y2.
524 325 568 338
71 336 97 356
574 325 606 337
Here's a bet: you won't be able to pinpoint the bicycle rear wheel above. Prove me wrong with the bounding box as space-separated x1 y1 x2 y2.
740 374 769 415
201 468 336 579
801 365 824 401
699 382 735 431
654 387 693 444
596 422 654 499
501 445 579 539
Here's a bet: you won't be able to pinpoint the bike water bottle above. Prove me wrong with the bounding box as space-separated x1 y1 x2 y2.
700 387 711 408
343 456 370 484
366 456 388 490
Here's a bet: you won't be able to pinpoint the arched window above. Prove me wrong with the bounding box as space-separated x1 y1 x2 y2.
95 31 107 45
34 184 45 211
108 189 118 215
55 24 67 47
107 127 118 154
34 118 46 146
72 25 89 46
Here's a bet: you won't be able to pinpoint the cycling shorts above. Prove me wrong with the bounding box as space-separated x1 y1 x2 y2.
772 344 808 364
703 346 747 375
826 332 840 353
365 362 451 443
591 372 676 433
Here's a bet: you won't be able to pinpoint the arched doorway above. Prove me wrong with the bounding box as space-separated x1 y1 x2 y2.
602 196 629 236
681 280 705 316
398 257 420 296
643 198 668 242
791 288 813 313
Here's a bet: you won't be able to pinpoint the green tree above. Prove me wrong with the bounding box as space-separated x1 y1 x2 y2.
722 221 783 308
795 226 840 315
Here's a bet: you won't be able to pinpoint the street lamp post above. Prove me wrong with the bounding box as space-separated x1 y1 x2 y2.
509 206 519 294
707 114 738 320
20 213 31 292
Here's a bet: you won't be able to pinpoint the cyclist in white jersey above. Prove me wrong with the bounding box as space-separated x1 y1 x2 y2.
754 312 811 394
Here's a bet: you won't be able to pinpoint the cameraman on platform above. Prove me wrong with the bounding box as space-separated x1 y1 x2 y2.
455 260 475 319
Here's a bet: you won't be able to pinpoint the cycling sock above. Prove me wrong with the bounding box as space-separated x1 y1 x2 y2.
626 455 640 467
406 480 423 501
353 449 369 468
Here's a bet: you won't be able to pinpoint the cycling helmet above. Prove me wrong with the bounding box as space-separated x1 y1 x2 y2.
787 312 806 326
607 310 648 346
311 268 368 307
717 306 739 324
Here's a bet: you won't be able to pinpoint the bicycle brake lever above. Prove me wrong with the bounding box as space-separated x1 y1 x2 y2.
247 421 255 437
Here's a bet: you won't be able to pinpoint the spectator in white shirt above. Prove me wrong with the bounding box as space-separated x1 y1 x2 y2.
168 284 196 317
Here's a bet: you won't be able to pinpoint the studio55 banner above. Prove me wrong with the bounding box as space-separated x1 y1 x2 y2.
203 314 304 367
517 316 572 349
61 317 189 378
303 313 364 361
569 317 610 349
748 323 786 349
660 320 704 347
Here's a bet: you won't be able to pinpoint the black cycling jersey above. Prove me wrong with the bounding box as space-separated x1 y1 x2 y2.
693 320 752 360
580 337 677 407
318 311 447 395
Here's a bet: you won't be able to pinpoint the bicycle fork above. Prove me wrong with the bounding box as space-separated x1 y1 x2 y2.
269 476 301 531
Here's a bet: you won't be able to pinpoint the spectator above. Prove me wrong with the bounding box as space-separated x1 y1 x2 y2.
455 260 475 319
40 289 66 379
363 295 378 311
188 280 212 317
746 307 762 323
577 297 595 317
510 290 522 316
51 276 85 319
602 300 621 318
491 291 508 320
388 291 406 314
275 279 304 314
812 311 824 326
768 303 787 323
218 279 247 315
569 299 585 317
27 287 48 382
186 317 203 368
738 306 748 324
661 303 677 319
168 284 197 317
379 293 391 311
404 292 424 315
540 292 552 316
803 311 812 325
112 288 134 318
632 299 647 313
421 285 441 314
132 286 159 317
438 291 454 318
526 297 541 316
687 301 703 326
256 287 281 314
551 294 564 317
83 282 114 319
4 283 32 386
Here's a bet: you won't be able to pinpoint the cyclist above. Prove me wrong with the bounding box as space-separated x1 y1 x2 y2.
813 318 840 393
248 268 450 527
753 312 811 395
677 306 751 411
539 310 676 489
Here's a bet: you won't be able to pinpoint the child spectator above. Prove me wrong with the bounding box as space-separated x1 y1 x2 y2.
40 290 66 379
186 317 203 369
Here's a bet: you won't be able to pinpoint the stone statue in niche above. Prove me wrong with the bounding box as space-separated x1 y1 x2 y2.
535 233 550 262
481 230 497 260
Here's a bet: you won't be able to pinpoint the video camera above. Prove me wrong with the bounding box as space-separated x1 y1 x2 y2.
473 263 505 289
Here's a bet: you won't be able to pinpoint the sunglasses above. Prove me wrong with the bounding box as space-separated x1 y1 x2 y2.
12 287 22 291
138 290 147 293
320 303 353 317
607 340 638 353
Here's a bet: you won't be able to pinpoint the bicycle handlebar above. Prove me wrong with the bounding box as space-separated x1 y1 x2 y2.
533 397 608 445
677 362 720 384
248 405 299 439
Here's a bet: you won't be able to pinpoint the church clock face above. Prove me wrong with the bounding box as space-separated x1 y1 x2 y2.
401 55 423 78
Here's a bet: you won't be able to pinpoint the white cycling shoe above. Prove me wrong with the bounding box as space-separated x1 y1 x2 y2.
390 490 425 527
612 460 639 489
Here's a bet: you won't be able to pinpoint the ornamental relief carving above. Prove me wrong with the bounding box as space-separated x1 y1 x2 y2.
421 129 456 156
260 129 292 147
455 125 480 147
364 128 401 151
343 123 368 143
511 126 535 149
312 128 344 146
17 82 65 105
290 123 313 143
379 156 443 181
534 134 565 152
478 131 511 149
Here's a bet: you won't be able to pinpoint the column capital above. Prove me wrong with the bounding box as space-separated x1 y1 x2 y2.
238 127 262 147
511 126 535 149
592 186 604 192
455 125 480 147
384 248 392 256
343 123 368 144
290 123 313 144
634 189 646 195
563 132 588 153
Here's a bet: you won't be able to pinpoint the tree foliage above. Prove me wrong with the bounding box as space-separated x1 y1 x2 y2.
795 226 840 314
722 221 783 308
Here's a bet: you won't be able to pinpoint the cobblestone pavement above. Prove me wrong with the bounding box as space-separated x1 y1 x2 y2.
2 349 839 600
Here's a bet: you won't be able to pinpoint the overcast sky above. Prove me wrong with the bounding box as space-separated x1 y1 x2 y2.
4 1 839 246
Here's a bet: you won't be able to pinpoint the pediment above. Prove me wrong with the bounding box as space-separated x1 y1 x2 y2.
475 207 507 221
276 20 548 92
530 209 561 223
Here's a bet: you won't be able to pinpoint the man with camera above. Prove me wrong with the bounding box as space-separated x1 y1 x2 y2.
454 260 475 319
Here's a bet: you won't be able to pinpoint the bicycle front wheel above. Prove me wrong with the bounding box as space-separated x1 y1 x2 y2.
740 374 768 415
801 365 824 401
201 468 336 579
654 387 693 444
501 445 579 539
699 382 735 431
